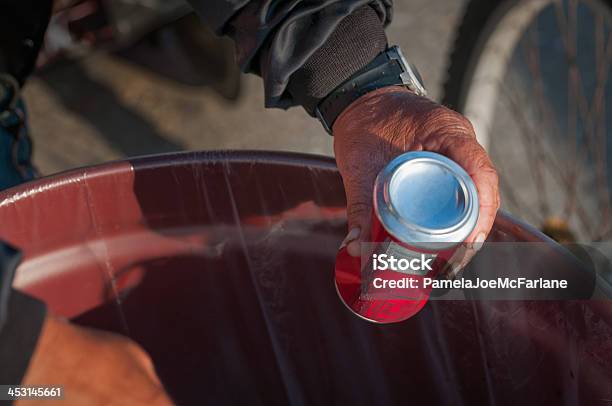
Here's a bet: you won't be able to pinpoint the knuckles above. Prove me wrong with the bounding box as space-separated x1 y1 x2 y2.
334 89 500 215
419 106 477 139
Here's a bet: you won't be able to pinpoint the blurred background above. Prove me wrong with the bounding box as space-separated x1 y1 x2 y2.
22 0 612 244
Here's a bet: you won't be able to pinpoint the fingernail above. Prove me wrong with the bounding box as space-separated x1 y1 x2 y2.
440 262 453 280
340 227 361 248
473 233 486 251
340 228 361 257
450 264 463 279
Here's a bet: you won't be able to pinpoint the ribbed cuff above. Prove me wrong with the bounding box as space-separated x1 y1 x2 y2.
0 290 47 386
287 5 388 115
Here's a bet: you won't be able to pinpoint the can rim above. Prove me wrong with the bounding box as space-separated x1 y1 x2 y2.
333 279 384 324
373 151 479 249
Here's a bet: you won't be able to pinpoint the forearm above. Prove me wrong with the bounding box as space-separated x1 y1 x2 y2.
185 0 392 111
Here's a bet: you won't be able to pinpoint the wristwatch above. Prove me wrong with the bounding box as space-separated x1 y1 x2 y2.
314 46 427 134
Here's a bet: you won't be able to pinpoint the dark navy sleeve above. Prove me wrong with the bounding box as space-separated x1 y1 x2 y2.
186 0 392 111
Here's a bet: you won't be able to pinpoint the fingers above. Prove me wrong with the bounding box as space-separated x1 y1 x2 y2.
336 128 499 257
142 380 174 406
23 317 174 406
333 88 500 259
151 391 175 406
437 134 500 245
338 146 383 257
106 335 173 404
466 164 500 245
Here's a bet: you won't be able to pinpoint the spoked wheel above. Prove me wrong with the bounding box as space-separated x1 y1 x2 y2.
443 0 612 243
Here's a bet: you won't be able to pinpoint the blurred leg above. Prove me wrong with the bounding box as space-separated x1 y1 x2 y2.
0 82 37 190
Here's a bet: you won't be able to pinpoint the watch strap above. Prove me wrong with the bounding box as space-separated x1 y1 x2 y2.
315 51 404 134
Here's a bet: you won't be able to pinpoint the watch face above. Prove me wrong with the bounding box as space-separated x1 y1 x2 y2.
409 63 425 90
390 46 427 97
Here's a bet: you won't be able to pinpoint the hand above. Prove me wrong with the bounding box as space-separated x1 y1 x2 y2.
334 86 500 262
17 316 173 406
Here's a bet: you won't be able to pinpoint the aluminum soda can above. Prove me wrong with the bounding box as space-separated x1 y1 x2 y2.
335 151 479 323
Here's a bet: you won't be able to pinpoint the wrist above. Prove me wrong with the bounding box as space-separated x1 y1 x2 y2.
316 45 427 135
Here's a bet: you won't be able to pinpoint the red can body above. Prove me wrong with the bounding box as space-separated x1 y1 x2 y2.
335 152 479 323
335 213 459 323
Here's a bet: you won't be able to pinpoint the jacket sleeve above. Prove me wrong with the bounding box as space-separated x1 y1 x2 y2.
185 0 392 112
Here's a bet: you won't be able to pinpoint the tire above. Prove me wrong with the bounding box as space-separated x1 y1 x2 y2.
443 0 612 113
442 0 612 242
442 0 505 112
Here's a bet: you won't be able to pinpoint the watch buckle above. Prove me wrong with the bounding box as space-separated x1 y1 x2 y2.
387 46 427 97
